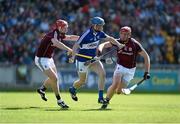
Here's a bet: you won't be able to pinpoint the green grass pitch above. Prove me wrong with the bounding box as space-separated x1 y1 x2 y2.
0 92 180 123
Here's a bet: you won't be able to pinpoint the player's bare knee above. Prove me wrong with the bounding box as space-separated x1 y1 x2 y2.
79 77 86 83
79 80 86 85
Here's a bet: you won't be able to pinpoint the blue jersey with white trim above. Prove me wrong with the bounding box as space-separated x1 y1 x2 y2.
76 28 107 62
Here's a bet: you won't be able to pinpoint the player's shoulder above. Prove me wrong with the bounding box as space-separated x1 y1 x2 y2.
44 30 54 39
130 38 142 46
44 29 63 39
99 31 107 36
81 28 91 37
85 28 91 34
77 29 91 43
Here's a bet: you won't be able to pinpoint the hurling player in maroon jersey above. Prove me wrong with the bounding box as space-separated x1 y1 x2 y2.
99 26 150 109
35 19 79 109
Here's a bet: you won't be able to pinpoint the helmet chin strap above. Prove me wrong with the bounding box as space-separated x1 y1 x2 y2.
94 29 100 32
58 27 62 31
93 25 98 32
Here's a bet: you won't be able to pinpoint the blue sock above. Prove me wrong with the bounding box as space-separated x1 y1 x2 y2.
98 90 103 100
71 86 76 93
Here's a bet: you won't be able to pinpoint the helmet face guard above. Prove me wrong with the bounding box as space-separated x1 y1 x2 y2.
93 24 104 32
120 26 131 41
56 19 68 33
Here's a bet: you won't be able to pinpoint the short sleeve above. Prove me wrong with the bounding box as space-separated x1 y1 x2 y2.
136 42 143 53
101 32 108 39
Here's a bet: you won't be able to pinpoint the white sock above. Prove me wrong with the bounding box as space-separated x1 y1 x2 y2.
57 99 63 103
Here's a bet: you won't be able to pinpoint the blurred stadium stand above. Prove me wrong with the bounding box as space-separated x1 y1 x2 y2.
0 0 179 91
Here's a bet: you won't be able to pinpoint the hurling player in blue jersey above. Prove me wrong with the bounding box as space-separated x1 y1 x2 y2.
69 17 124 104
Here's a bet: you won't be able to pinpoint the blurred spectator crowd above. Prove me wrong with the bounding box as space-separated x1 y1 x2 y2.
0 0 179 65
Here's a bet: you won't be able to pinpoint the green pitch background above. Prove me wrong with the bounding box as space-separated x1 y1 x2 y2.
0 92 180 123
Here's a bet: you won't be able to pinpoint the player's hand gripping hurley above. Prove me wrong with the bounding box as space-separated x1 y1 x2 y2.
121 72 150 95
121 78 145 95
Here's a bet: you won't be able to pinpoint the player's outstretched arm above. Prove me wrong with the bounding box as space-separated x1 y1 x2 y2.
51 38 72 53
51 31 72 53
104 36 124 49
64 35 80 41
98 42 112 53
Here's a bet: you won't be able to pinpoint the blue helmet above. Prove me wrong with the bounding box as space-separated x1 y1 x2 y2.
90 17 105 25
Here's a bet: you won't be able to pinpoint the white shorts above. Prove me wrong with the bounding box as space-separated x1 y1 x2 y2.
75 60 90 73
114 64 136 83
35 56 55 71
